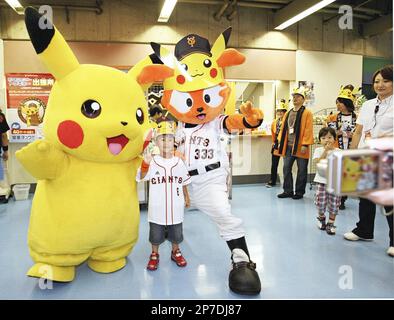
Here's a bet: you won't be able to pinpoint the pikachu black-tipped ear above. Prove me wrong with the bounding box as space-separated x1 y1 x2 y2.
150 42 177 68
24 7 54 54
211 27 232 59
25 7 79 80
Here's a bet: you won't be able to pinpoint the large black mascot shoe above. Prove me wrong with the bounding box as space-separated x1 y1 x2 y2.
229 260 261 295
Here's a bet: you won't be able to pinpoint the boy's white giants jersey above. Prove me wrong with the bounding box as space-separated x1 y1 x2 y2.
136 156 191 225
175 115 229 172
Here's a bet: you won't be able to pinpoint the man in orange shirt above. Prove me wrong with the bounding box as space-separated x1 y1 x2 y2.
274 88 314 200
266 100 288 188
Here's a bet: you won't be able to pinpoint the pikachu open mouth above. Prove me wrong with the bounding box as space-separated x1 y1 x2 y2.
107 134 129 155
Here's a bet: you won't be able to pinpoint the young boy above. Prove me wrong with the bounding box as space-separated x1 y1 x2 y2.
313 127 341 235
137 121 191 270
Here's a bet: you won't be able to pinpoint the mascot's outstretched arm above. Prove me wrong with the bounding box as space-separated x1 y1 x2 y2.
225 101 264 131
16 140 68 180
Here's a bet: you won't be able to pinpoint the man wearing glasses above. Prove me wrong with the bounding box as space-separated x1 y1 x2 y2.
345 65 393 257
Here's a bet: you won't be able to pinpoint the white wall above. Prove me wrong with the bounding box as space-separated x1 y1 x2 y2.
296 50 363 112
262 82 275 124
231 136 274 176
276 80 290 103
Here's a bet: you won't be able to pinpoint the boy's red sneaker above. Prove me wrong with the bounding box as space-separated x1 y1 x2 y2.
171 249 187 267
147 252 159 271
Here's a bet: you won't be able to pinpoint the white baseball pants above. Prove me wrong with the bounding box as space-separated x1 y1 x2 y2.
188 167 245 241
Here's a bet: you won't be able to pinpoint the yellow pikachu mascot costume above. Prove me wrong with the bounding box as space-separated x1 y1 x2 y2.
16 7 173 282
134 28 263 295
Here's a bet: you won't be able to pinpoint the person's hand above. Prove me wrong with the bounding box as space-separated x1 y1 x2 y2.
143 129 154 152
301 146 308 154
324 141 334 151
185 195 190 208
143 150 153 164
143 142 154 164
362 189 394 207
2 150 8 161
174 150 186 161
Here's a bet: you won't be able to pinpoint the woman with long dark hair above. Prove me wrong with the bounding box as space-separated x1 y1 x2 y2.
344 65 393 258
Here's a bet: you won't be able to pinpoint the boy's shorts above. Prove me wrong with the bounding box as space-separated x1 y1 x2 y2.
149 222 183 245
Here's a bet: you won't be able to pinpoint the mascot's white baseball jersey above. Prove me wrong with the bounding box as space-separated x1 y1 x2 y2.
175 115 229 172
137 155 190 225
174 115 243 240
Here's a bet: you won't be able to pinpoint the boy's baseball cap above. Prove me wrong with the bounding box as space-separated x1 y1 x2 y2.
155 121 176 137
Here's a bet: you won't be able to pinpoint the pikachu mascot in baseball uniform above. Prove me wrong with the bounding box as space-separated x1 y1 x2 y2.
16 7 173 282
134 28 263 295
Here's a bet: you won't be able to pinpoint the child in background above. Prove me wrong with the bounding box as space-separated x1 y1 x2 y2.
325 84 358 210
137 121 191 270
313 127 341 235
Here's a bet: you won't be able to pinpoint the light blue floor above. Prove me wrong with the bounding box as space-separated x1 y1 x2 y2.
0 184 393 299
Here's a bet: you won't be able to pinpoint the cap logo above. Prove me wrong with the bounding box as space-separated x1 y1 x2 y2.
187 36 196 47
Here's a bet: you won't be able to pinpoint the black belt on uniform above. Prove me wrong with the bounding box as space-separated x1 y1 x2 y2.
188 161 221 176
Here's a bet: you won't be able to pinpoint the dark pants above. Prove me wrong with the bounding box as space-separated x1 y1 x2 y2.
283 147 309 195
269 153 280 184
352 198 393 247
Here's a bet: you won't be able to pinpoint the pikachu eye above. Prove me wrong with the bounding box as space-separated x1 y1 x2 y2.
203 59 212 68
136 108 144 124
81 100 101 118
170 90 193 114
202 85 224 108
181 63 188 71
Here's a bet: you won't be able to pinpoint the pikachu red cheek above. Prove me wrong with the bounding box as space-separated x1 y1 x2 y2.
57 120 84 149
210 68 217 78
177 75 186 84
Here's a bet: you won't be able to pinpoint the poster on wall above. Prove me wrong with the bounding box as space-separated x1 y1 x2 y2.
5 73 54 143
298 80 315 108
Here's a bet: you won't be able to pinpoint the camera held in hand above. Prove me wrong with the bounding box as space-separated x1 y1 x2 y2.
317 148 393 196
